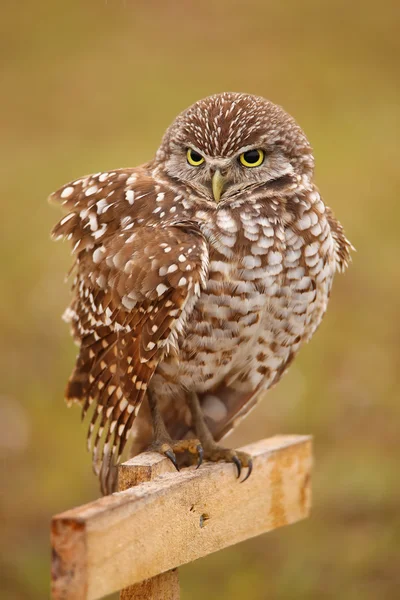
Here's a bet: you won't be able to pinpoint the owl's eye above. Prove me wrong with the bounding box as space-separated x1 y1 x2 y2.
187 148 205 166
239 149 265 168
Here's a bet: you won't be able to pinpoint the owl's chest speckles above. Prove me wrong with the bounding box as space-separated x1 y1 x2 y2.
165 197 336 393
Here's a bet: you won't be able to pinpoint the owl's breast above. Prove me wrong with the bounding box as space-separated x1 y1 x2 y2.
160 197 337 394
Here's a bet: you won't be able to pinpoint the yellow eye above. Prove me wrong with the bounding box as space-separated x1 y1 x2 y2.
239 149 265 168
187 148 205 166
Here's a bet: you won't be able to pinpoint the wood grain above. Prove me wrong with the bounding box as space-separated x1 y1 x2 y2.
51 435 312 600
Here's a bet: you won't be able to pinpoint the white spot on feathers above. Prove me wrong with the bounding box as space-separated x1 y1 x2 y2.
125 190 135 204
122 295 136 310
156 283 168 296
268 251 283 265
297 214 312 231
96 199 108 214
60 186 74 198
93 246 105 263
60 213 75 225
93 224 107 239
85 185 98 196
126 174 137 185
242 255 261 268
88 213 98 231
304 242 320 257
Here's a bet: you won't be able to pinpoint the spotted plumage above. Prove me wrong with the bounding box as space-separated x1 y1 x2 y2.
50 92 352 492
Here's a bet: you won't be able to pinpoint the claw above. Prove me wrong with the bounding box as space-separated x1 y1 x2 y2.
240 458 253 483
196 444 203 469
232 455 242 478
165 449 180 472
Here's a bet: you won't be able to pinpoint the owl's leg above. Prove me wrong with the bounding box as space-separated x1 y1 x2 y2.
188 392 253 482
147 389 203 470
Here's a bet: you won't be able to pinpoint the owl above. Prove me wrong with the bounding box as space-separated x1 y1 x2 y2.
50 92 352 494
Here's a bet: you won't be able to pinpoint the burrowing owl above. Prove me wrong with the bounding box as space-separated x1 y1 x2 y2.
50 92 352 493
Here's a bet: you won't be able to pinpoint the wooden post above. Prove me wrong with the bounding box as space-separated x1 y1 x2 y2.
51 435 312 600
118 453 180 600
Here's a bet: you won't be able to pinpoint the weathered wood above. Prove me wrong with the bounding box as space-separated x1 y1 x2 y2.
118 452 180 600
51 435 312 600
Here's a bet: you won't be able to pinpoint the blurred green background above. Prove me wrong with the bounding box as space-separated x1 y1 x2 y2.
1 0 399 598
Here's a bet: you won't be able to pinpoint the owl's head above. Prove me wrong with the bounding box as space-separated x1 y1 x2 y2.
156 92 314 204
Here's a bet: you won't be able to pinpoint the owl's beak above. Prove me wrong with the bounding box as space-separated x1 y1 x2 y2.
211 169 225 203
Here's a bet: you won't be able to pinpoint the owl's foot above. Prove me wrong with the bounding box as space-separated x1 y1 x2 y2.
147 389 203 471
202 446 253 482
187 392 253 482
150 438 203 471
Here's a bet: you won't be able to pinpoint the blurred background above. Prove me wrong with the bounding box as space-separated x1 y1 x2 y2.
1 0 399 598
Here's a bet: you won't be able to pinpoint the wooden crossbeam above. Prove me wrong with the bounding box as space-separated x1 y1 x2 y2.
51 435 312 600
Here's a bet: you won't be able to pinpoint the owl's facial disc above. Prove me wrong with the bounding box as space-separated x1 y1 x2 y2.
180 145 294 203
161 138 297 205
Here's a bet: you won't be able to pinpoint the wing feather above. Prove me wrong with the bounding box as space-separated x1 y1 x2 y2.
50 169 209 490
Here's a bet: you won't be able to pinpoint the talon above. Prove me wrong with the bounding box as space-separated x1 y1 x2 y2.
232 455 242 478
196 444 203 469
241 458 253 483
165 449 180 472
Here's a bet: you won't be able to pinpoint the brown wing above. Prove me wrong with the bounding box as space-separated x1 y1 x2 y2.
50 168 209 482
